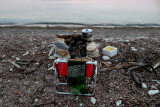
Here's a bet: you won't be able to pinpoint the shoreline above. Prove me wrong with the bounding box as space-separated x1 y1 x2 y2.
0 24 160 29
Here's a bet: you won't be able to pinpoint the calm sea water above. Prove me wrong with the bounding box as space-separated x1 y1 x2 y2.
0 0 160 26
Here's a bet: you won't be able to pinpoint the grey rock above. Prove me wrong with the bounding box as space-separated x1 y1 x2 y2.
116 100 122 106
10 68 13 72
142 83 147 88
107 62 112 65
102 56 110 61
54 42 69 50
80 103 83 106
148 90 159 95
90 97 96 104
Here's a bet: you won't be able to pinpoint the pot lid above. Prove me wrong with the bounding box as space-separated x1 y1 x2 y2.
82 29 92 33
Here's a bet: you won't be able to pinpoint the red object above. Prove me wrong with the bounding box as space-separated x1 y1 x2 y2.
56 62 95 77
86 64 95 78
56 63 68 76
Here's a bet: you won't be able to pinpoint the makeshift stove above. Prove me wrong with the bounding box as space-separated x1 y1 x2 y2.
53 29 98 96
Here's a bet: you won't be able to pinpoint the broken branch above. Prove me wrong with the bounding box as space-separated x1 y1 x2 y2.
100 62 146 71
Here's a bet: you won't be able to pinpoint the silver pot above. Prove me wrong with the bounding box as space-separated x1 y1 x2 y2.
82 28 92 39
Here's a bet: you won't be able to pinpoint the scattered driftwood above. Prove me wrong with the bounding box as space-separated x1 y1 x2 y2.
10 60 21 69
101 62 111 67
26 62 43 74
129 66 142 87
16 61 30 65
153 62 160 69
100 62 146 72
86 56 94 61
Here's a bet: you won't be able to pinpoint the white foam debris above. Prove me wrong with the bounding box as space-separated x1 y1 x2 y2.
116 100 122 106
148 90 159 95
90 97 96 104
142 83 147 88
23 51 29 56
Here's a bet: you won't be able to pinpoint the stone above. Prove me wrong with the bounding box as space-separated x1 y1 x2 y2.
148 90 159 95
90 97 96 104
48 67 53 71
49 56 55 60
56 34 71 39
151 85 157 89
107 62 112 65
2 55 5 57
15 57 20 61
35 63 40 65
80 103 83 106
142 83 147 88
87 49 100 58
116 100 122 106
73 30 78 33
2 60 6 63
55 42 69 50
10 68 13 72
57 38 65 43
75 96 79 101
131 47 137 52
56 48 69 57
64 55 71 59
102 56 110 61
48 46 55 56
10 60 21 69
23 81 29 85
23 51 29 56
87 42 97 52
53 54 62 58
66 30 71 32
34 99 38 102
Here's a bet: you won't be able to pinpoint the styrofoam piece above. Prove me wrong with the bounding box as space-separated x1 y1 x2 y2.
102 46 117 57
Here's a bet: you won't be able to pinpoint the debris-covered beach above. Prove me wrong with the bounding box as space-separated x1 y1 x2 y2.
0 26 160 106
